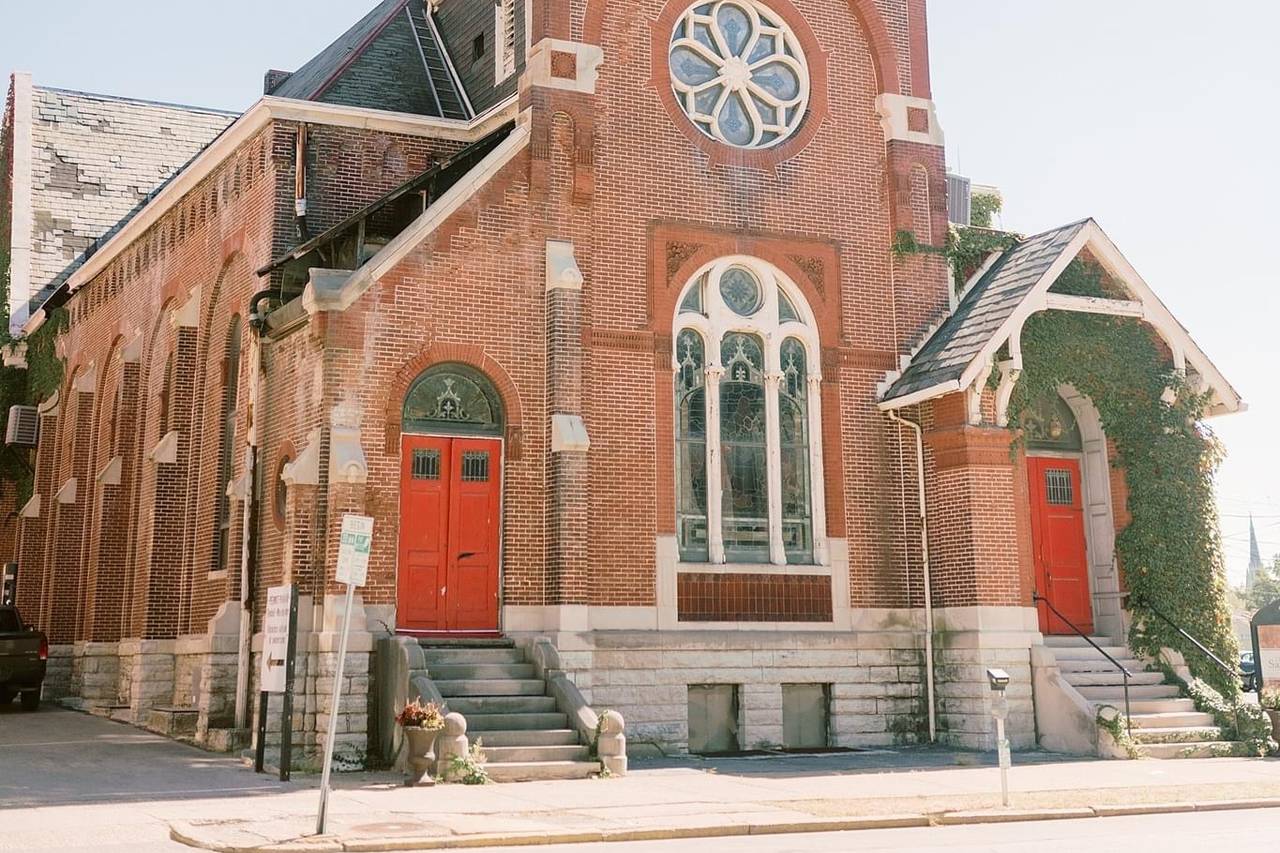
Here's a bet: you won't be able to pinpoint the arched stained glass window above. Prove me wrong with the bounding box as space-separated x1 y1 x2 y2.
213 316 242 573
675 330 708 561
403 363 504 437
720 332 768 561
1022 393 1082 453
779 337 812 562
673 258 823 567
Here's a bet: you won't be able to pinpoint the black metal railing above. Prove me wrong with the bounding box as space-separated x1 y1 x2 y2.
1035 593 1133 734
1132 596 1242 733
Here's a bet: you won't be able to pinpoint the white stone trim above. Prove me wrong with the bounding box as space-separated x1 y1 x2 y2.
308 120 532 314
37 389 59 415
550 414 590 453
19 494 39 519
875 93 944 146
527 38 605 94
170 288 200 329
329 403 368 484
282 428 321 486
96 455 122 486
121 332 144 364
546 240 584 291
55 478 77 505
8 72 33 336
72 363 97 393
2 342 28 369
149 430 179 465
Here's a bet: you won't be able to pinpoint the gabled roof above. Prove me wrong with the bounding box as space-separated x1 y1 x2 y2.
268 0 468 119
879 218 1243 418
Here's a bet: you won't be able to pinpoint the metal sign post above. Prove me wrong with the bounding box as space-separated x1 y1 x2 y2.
253 584 298 781
316 514 373 837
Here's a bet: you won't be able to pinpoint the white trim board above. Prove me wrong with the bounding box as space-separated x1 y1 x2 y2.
879 219 1243 418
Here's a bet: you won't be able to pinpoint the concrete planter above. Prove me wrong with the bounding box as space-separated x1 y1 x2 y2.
404 726 441 786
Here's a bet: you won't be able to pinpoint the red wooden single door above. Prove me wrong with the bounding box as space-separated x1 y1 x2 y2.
398 435 502 632
1027 456 1093 635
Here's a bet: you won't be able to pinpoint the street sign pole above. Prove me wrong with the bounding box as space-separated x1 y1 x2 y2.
279 585 299 782
316 514 373 838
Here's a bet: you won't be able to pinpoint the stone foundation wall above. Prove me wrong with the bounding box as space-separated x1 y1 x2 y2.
43 644 73 700
932 606 1039 750
525 615 929 753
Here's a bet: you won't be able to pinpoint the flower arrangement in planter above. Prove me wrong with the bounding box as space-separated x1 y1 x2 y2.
397 699 445 786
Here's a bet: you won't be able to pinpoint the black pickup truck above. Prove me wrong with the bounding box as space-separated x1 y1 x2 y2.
0 606 47 710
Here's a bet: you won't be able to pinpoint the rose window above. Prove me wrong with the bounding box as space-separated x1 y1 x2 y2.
669 1 810 150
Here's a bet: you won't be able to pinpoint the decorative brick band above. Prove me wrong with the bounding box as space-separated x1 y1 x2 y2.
926 425 1015 471
677 572 833 622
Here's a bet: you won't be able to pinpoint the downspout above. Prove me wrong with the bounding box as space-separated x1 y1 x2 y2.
233 290 271 730
294 124 308 240
887 408 936 744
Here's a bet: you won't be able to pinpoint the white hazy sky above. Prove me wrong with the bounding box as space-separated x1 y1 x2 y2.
2 2 1274 586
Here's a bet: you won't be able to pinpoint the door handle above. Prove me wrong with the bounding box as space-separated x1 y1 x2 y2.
459 552 478 559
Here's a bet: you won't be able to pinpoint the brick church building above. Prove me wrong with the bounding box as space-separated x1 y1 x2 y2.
0 0 1243 767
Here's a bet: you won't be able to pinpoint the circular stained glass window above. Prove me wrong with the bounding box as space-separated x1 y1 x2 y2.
720 267 763 316
669 0 810 150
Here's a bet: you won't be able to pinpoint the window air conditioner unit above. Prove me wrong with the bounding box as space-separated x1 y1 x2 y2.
5 405 39 447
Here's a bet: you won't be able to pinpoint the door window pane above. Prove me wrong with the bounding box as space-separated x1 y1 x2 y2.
412 449 441 480
1045 469 1073 505
461 451 490 482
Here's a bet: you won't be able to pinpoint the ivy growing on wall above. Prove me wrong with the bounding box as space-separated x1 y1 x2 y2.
1007 260 1240 696
893 226 1019 296
969 192 1003 229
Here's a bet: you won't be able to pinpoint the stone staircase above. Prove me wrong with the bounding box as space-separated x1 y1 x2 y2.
1045 635 1241 758
421 639 599 782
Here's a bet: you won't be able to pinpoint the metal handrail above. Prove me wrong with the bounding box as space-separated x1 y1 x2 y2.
1131 596 1241 733
1134 597 1238 680
1035 594 1133 735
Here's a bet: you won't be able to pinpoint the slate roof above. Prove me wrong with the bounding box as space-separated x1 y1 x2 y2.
881 219 1090 404
24 86 236 305
268 0 468 119
270 0 407 100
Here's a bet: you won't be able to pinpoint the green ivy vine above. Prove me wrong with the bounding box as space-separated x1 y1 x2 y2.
1008 260 1239 696
893 226 1019 296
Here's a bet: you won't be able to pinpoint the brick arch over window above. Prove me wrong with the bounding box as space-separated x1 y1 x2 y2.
384 343 524 457
581 0 902 95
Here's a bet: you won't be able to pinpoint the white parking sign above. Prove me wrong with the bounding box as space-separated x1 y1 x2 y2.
335 514 373 587
260 585 293 694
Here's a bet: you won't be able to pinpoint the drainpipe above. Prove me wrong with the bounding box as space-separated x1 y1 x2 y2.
233 290 271 730
294 124 308 240
888 409 936 744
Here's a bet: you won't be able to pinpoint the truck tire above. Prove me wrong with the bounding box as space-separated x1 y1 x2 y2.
19 689 39 711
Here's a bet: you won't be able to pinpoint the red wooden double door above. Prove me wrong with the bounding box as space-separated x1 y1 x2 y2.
1027 456 1093 635
397 435 502 633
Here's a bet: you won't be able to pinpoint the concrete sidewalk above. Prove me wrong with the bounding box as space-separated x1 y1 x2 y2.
172 750 1280 852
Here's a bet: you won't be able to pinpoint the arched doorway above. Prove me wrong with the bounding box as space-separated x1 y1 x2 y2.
397 363 505 633
1023 391 1093 635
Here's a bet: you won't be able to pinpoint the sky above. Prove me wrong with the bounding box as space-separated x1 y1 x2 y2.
1 2 1275 586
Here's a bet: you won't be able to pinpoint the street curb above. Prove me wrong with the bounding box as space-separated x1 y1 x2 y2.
169 798 1280 852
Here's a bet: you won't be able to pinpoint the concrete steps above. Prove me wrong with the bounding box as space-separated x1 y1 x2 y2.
1048 635 1241 760
420 639 597 782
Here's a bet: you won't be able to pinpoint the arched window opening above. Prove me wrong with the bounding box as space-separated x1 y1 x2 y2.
212 316 242 573
402 363 504 437
673 258 822 566
1022 392 1082 453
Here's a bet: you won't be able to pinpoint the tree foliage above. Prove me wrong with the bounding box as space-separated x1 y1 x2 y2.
1246 557 1280 612
1009 259 1240 696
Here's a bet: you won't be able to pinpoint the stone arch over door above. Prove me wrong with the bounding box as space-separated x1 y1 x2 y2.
1023 385 1120 641
393 356 513 634
1058 385 1122 641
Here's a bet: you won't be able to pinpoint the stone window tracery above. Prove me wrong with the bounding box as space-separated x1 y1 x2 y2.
669 0 810 150
674 258 825 566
